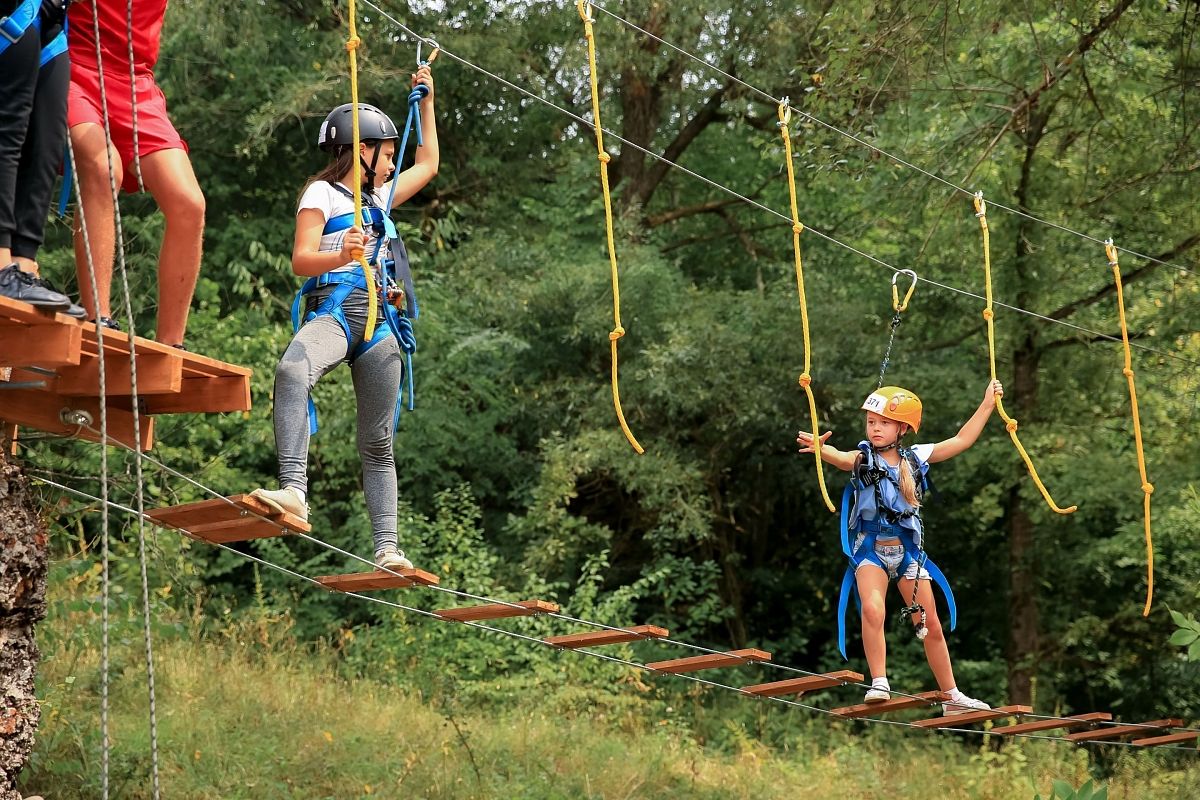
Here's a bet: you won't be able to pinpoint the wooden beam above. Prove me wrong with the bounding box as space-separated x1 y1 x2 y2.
997 712 1112 736
181 516 303 544
913 705 1032 729
1066 718 1182 743
647 648 771 674
142 376 251 414
742 670 864 698
0 294 77 326
1131 731 1198 748
831 691 946 719
146 494 309 532
56 351 183 396
315 568 441 592
544 625 669 649
434 599 559 622
0 388 152 450
0 323 82 367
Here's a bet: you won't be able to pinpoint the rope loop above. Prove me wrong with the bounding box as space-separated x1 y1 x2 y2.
973 190 986 217
576 0 593 23
777 97 792 127
1104 237 1119 267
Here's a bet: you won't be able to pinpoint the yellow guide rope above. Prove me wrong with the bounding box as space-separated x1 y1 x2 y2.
346 0 379 341
778 101 835 513
576 1 644 454
972 193 1076 515
1105 239 1154 617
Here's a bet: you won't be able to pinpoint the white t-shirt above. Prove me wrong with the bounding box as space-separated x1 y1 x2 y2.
296 180 392 275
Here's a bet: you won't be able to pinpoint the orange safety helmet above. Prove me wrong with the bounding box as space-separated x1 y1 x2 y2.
861 386 922 433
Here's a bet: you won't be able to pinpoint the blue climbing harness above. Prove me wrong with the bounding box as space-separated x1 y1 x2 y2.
835 442 958 660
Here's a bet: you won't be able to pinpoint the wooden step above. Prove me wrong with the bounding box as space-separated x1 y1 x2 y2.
544 625 668 649
647 648 771 674
315 568 441 592
997 712 1112 736
1131 731 1198 748
434 599 559 622
1066 718 1182 743
742 670 864 698
0 386 152 451
913 704 1032 729
831 690 945 719
146 494 311 543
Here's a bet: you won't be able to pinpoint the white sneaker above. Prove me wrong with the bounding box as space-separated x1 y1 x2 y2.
374 547 413 571
249 486 308 520
942 691 990 715
864 680 891 703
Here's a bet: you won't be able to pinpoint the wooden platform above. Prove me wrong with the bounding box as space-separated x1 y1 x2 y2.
742 670 864 699
1066 718 1182 743
647 649 771 674
544 625 668 649
913 705 1031 729
315 568 440 592
997 712 1112 736
831 691 945 719
434 599 559 622
0 296 252 450
1131 731 1198 748
146 494 310 543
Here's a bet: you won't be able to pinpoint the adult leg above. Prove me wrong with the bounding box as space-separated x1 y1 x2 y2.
856 565 891 680
350 336 403 557
137 148 203 346
70 122 120 319
0 24 40 267
11 47 69 270
897 577 956 691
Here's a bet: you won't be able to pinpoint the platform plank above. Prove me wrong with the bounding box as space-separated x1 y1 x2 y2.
143 375 251 414
181 516 306 544
997 712 1112 736
434 599 559 622
56 351 183 396
145 494 308 531
1131 731 1198 748
315 568 441 592
0 388 152 450
647 649 771 674
742 670 864 698
913 705 1032 729
544 625 669 649
1066 718 1182 743
0 323 82 367
0 294 77 326
831 691 946 719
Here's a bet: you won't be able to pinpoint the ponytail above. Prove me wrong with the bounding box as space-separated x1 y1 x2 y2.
898 456 921 510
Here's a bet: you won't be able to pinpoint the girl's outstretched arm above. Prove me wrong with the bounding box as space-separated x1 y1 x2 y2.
927 380 1003 463
292 209 363 277
796 430 858 471
387 65 439 209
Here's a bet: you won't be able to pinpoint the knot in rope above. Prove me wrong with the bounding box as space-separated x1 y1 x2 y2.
798 373 812 388
1142 482 1155 495
345 36 361 51
598 150 611 164
609 326 625 341
973 192 986 217
1006 419 1019 433
982 308 994 321
1123 367 1134 378
792 222 804 235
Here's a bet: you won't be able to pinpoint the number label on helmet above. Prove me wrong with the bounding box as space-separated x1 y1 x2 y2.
863 392 887 413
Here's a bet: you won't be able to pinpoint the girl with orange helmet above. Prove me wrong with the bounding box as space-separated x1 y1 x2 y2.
797 379 1003 714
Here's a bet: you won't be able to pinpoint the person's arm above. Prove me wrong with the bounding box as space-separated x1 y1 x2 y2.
796 430 858 472
927 380 1004 463
291 207 364 277
387 65 439 209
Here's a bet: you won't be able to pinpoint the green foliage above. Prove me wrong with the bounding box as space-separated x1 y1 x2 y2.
1034 778 1108 800
1170 608 1200 662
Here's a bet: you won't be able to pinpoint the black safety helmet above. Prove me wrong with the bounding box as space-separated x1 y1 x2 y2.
318 103 400 150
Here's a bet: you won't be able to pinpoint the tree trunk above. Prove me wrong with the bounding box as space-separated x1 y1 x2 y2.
0 443 47 800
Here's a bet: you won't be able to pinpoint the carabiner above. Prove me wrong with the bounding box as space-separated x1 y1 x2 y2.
891 269 917 313
417 39 439 67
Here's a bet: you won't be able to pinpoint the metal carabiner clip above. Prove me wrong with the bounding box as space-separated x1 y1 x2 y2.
416 39 439 67
891 269 917 313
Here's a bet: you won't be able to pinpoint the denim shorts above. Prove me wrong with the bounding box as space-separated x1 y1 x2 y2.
853 534 931 581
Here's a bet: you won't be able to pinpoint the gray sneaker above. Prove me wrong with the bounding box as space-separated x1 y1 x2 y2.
374 547 413 571
0 264 70 310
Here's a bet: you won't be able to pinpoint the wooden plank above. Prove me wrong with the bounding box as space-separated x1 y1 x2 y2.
544 625 669 649
434 599 559 622
182 516 300 544
56 351 183 396
0 388 153 450
80 327 251 378
142 376 251 414
913 704 1032 729
831 690 946 719
315 568 441 592
0 323 82 367
1066 718 1182 743
647 648 771 674
742 670 864 698
145 494 306 530
997 712 1112 736
0 294 77 326
1131 731 1198 748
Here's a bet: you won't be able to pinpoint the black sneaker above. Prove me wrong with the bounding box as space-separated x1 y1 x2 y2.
94 316 121 330
25 271 87 318
0 263 70 310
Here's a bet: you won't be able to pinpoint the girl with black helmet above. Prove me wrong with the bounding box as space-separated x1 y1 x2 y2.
251 64 437 573
797 380 1003 715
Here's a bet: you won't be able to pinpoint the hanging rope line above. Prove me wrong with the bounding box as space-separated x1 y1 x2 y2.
345 0 380 342
1105 240 1155 617
777 100 834 513
877 269 917 388
32 473 1200 754
583 0 1198 280
574 1 644 454
973 193 1077 516
124 0 143 191
357 0 1198 370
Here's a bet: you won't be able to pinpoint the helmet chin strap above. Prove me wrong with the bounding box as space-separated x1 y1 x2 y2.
870 424 908 453
359 142 384 193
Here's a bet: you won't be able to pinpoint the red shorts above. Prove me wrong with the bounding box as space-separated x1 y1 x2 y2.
67 64 188 194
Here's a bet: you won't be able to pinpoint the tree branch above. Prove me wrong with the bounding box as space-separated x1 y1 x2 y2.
636 79 734 208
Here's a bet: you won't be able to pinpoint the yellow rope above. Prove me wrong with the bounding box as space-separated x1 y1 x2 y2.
972 193 1076 515
1105 239 1154 617
778 101 835 513
346 0 378 341
576 1 643 454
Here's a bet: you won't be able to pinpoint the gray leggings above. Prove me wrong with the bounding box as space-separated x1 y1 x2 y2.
272 287 402 555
